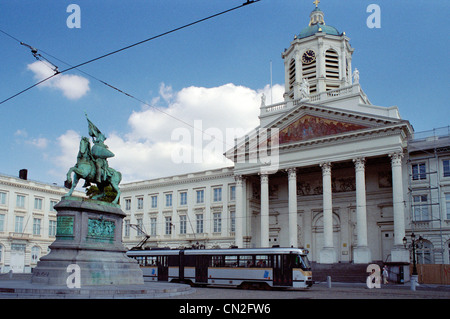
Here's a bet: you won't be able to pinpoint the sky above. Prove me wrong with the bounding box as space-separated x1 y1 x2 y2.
0 0 449 186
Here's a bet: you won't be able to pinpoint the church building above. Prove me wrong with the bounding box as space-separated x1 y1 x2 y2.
119 3 450 268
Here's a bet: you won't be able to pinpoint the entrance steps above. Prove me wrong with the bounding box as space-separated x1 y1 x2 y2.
311 262 384 283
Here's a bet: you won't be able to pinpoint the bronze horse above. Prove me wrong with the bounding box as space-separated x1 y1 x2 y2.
65 137 122 204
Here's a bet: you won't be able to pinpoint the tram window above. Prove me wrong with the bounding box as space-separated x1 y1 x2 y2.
211 256 224 267
224 256 238 267
136 256 145 266
293 254 311 270
146 256 157 266
255 255 269 268
239 255 254 267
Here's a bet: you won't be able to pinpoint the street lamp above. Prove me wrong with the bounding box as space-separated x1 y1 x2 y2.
403 233 423 290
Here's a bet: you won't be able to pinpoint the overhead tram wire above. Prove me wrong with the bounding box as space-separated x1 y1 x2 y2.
0 0 261 105
0 3 262 149
0 30 232 149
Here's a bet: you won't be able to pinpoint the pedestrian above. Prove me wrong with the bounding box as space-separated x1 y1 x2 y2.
382 265 389 284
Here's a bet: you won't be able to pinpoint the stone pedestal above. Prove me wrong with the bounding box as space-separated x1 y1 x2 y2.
31 196 143 286
319 247 337 264
353 246 372 264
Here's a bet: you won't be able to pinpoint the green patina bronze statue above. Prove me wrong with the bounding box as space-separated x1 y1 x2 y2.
64 114 122 204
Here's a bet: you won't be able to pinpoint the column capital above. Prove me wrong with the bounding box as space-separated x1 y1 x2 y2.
353 157 366 171
259 173 269 184
320 162 332 175
286 167 297 180
234 175 245 185
389 152 404 167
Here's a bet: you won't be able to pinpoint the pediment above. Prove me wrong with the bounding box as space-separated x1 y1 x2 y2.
269 103 402 146
226 103 411 164
278 114 368 144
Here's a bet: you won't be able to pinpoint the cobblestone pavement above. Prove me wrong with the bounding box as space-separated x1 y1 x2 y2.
171 282 450 299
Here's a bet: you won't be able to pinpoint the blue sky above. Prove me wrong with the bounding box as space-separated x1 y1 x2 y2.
1 0 449 185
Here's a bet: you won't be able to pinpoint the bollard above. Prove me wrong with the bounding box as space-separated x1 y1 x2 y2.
327 276 332 288
410 275 418 291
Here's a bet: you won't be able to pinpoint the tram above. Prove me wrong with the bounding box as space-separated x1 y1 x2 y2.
126 247 313 289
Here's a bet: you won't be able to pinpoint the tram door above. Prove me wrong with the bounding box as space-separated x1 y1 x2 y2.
195 255 209 283
273 254 292 286
157 256 168 281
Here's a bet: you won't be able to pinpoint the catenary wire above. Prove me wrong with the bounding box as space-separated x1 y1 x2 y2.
0 0 261 105
0 2 266 152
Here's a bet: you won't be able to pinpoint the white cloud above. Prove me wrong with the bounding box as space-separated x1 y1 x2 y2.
26 137 49 149
110 82 284 182
27 61 90 100
51 83 284 183
53 130 81 173
14 129 28 138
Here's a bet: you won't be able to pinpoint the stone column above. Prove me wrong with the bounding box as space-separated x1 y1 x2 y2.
353 157 371 263
319 162 336 263
287 168 298 247
260 173 269 248
234 175 244 248
389 152 409 262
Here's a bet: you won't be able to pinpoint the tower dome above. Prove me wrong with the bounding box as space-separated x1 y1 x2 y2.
298 5 341 39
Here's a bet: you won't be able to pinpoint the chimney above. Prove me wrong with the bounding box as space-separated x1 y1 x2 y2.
19 169 28 180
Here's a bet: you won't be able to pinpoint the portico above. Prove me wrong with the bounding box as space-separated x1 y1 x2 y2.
232 146 412 264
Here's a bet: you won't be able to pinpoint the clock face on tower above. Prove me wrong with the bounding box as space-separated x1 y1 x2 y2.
302 50 316 64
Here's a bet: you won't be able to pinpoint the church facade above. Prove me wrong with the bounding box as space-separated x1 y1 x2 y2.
120 5 450 266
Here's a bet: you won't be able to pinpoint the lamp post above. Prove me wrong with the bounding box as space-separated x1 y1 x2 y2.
403 233 423 291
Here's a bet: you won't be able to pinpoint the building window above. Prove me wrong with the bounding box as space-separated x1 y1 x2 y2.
136 218 144 235
213 213 222 233
213 187 222 202
33 218 41 235
229 186 236 201
151 195 158 209
445 193 450 220
125 198 131 211
34 198 43 210
416 240 434 264
16 195 25 208
49 220 57 236
180 192 187 206
165 194 173 207
180 215 187 234
15 216 24 233
124 220 130 237
137 197 144 210
412 163 427 180
230 211 235 232
31 246 40 263
11 243 25 252
196 214 203 234
196 189 204 204
165 217 172 235
0 214 4 232
412 195 429 221
50 200 57 212
443 159 450 177
150 217 157 236
0 192 6 205
0 245 2 263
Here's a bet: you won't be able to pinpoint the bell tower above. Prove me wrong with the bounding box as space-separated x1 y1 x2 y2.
282 1 354 101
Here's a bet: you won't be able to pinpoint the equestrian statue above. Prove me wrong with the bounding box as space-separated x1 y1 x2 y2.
64 114 122 204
